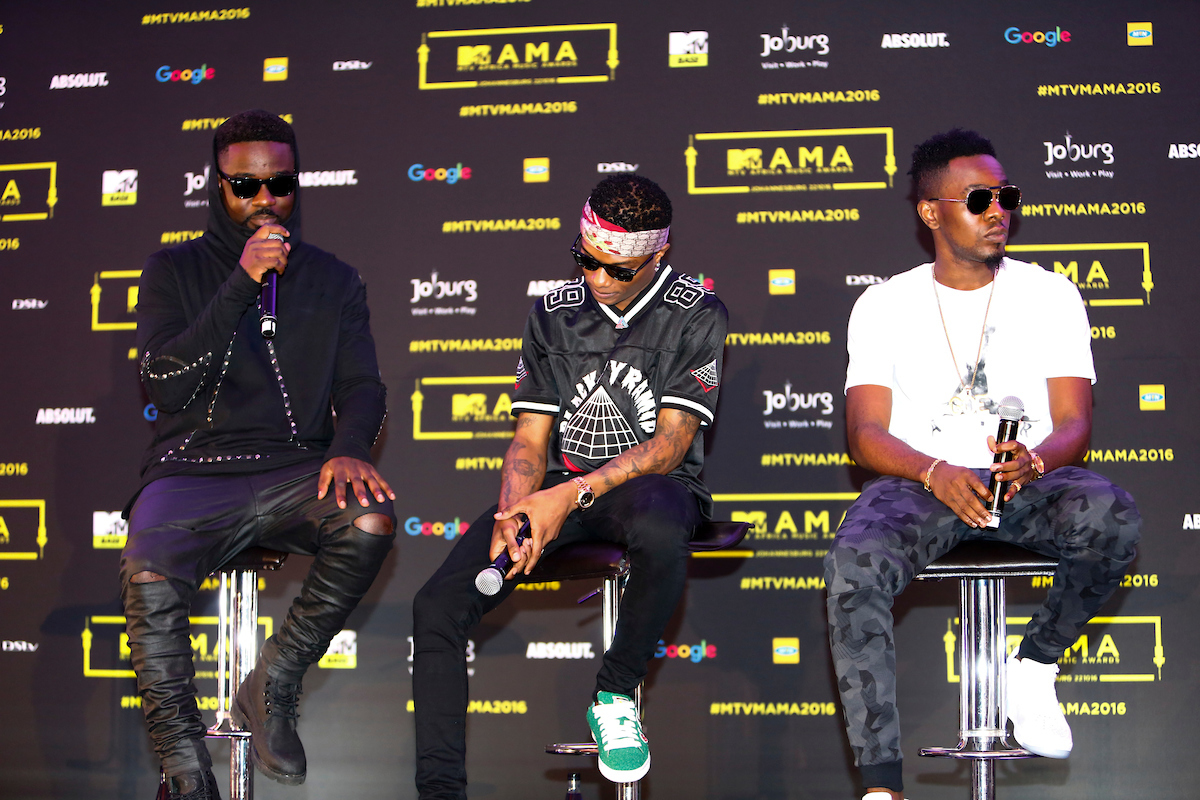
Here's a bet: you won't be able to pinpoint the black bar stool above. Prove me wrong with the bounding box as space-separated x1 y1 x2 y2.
533 521 749 800
204 547 289 800
915 540 1059 800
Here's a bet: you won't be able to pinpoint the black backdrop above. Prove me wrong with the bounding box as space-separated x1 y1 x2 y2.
1 1 1198 798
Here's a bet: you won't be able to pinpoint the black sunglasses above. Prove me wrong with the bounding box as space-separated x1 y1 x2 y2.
928 185 1021 215
570 233 656 282
218 168 299 200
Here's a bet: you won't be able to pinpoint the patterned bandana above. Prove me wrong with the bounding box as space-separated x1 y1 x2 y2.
580 199 670 257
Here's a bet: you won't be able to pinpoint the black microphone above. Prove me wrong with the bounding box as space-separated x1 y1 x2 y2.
260 232 284 338
475 516 531 596
985 395 1025 529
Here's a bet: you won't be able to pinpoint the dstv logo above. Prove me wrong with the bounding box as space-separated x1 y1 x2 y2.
598 162 638 173
773 637 800 664
846 274 887 286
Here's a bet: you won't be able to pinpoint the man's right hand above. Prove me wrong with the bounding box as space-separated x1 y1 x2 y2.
239 223 290 283
928 462 993 528
489 516 534 580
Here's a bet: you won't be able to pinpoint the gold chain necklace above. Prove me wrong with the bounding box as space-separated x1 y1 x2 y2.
931 265 997 415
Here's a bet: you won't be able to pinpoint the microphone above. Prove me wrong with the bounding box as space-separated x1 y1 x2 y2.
985 395 1024 529
260 232 284 338
475 516 531 596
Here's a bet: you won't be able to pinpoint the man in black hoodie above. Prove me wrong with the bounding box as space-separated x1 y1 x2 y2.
120 110 396 800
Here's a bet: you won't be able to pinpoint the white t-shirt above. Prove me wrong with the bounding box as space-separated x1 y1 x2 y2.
845 258 1095 468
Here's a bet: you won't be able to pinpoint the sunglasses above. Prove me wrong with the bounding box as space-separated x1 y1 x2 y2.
218 168 299 199
928 185 1021 215
570 233 656 282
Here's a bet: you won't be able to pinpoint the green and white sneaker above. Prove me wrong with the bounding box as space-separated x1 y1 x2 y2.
586 692 651 782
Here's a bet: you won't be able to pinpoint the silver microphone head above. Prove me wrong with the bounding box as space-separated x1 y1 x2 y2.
266 232 285 241
998 395 1024 421
475 567 504 596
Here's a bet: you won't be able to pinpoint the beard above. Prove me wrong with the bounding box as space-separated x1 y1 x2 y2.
983 249 1004 269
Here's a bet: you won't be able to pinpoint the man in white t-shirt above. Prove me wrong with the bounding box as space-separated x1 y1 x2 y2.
824 129 1142 800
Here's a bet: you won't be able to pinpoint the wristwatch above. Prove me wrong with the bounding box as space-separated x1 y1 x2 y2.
1029 451 1046 480
571 476 595 509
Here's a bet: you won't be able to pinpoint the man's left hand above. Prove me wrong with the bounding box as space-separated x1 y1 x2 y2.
987 436 1035 501
493 481 577 575
318 457 396 509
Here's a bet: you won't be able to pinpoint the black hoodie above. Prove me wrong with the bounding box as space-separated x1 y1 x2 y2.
131 137 387 500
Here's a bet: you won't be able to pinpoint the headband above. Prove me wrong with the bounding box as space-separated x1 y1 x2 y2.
580 199 670 257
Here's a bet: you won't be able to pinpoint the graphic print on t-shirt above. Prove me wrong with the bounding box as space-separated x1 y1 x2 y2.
691 358 720 393
559 359 659 465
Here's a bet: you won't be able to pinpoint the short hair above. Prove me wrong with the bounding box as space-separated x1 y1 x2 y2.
588 174 672 231
213 109 297 166
909 129 997 200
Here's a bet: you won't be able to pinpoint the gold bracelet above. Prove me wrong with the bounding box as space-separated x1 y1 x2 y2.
924 458 944 492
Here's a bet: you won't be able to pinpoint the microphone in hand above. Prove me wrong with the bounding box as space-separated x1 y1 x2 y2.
259 232 284 338
985 395 1024 529
475 516 532 596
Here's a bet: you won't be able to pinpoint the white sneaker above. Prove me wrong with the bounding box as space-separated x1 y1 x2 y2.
1006 654 1073 758
862 792 904 800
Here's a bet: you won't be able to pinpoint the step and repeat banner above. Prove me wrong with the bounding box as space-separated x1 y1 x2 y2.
1 1 1197 798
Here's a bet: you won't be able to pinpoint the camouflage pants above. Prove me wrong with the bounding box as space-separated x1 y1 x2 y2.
823 466 1140 775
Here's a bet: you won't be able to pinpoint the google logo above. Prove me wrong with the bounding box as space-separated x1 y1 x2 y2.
655 639 717 663
408 163 472 184
1004 27 1071 47
156 64 215 84
404 516 470 540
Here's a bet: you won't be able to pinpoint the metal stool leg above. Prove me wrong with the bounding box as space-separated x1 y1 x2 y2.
206 568 257 800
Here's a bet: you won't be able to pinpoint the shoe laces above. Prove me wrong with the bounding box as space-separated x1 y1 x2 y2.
263 677 302 720
592 701 645 751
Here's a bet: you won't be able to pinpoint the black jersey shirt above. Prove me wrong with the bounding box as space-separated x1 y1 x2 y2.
511 265 727 518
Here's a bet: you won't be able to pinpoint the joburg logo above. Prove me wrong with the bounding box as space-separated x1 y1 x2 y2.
760 26 829 57
408 163 472 184
668 31 708 67
880 32 949 48
263 57 288 81
411 270 478 306
156 64 214 84
403 515 470 540
1004 26 1071 47
184 167 209 207
763 384 834 416
49 72 109 89
101 170 137 206
1139 384 1165 411
655 639 716 662
1044 133 1114 170
334 60 373 71
523 157 549 183
1127 23 1152 46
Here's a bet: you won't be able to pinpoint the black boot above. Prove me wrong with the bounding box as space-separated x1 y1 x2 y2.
164 768 222 800
235 525 394 784
123 579 210 776
232 662 305 784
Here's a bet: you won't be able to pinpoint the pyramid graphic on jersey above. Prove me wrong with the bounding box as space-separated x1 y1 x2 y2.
691 359 719 392
561 386 639 461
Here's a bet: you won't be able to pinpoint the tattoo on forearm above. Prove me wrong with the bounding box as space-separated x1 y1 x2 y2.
596 411 701 490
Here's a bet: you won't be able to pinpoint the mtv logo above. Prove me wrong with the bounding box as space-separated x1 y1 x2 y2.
93 511 128 548
731 510 767 534
102 170 138 194
457 45 492 66
669 31 709 55
324 630 357 656
451 393 489 419
727 149 763 171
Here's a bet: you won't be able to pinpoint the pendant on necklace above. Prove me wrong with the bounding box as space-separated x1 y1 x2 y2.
615 318 628 330
948 394 976 416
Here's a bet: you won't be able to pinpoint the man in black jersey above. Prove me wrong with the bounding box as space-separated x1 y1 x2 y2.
413 174 727 797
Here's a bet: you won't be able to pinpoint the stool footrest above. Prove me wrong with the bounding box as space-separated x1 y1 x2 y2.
546 742 598 756
920 741 1040 760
